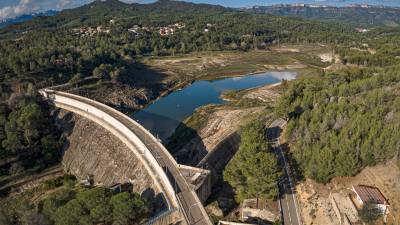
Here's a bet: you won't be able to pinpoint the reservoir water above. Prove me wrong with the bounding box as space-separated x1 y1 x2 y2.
132 71 296 141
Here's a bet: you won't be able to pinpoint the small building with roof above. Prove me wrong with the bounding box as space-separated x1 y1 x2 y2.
241 198 279 223
351 185 389 214
218 221 255 225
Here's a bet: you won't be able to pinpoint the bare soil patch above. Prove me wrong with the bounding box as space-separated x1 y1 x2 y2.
296 161 400 225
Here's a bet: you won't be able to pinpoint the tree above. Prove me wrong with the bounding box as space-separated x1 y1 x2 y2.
276 67 400 183
92 64 112 80
2 102 43 152
224 121 282 202
110 192 149 225
69 73 83 86
54 199 88 225
90 203 112 224
41 135 61 163
16 103 43 145
40 189 76 222
358 202 382 223
76 187 112 211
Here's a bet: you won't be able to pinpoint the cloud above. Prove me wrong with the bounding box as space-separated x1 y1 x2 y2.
0 0 151 20
0 0 89 20
57 0 73 8
0 0 38 20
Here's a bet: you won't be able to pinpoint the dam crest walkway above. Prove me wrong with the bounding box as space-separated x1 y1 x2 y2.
40 89 212 225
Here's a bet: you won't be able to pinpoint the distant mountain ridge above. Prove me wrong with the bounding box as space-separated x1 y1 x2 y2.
0 0 228 32
243 4 400 27
0 10 58 29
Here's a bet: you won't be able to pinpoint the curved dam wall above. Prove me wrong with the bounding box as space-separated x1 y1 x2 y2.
42 90 213 225
41 90 179 211
58 111 157 194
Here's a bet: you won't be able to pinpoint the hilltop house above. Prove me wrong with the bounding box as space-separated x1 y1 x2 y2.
352 185 389 214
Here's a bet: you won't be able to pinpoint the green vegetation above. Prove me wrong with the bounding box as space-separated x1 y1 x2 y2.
276 66 400 183
1 0 400 221
0 175 149 225
0 94 63 177
358 202 382 223
49 188 148 225
167 105 216 153
268 9 400 184
0 0 359 102
245 5 400 28
224 121 281 202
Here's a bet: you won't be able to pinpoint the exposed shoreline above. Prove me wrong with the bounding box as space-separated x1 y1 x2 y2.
138 69 297 112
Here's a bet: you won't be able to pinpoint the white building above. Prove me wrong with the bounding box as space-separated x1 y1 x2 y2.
218 221 255 225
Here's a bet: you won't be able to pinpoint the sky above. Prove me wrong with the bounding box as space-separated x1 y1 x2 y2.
1 0 400 20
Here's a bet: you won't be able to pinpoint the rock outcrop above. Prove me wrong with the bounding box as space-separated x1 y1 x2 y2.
176 107 264 166
55 110 157 194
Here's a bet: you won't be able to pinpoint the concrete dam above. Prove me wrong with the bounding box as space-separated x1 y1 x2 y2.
40 89 213 225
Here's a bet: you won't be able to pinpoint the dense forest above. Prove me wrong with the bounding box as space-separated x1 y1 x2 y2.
253 2 400 184
335 28 400 67
0 176 150 225
224 121 281 202
0 93 63 179
276 66 400 183
245 5 400 27
272 9 400 183
0 0 364 175
0 0 400 223
0 0 358 101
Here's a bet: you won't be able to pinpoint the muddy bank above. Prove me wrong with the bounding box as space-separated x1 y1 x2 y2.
173 107 265 165
169 83 282 175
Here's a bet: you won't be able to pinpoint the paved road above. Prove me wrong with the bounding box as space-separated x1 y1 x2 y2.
267 119 302 225
46 91 211 225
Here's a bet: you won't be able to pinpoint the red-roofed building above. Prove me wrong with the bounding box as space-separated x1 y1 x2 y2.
352 185 389 214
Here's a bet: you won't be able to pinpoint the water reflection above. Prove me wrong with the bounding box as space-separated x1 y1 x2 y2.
132 71 296 141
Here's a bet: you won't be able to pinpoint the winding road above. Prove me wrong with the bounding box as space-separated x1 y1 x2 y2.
267 119 302 225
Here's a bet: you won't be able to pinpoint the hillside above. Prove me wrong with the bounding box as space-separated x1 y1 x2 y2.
244 5 400 27
1 0 400 224
0 0 227 33
0 0 358 106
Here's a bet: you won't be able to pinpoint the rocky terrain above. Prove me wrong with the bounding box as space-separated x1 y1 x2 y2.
297 161 400 225
171 82 284 171
55 110 157 194
174 107 264 166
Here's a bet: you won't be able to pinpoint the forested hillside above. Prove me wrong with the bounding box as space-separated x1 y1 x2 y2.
276 61 400 183
271 10 400 182
245 5 400 27
0 0 399 216
0 0 358 103
224 121 281 202
0 176 150 225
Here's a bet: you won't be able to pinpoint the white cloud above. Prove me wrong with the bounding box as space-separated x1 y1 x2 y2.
0 0 38 20
0 0 151 20
0 0 89 20
21 0 33 4
0 5 29 20
57 0 73 8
